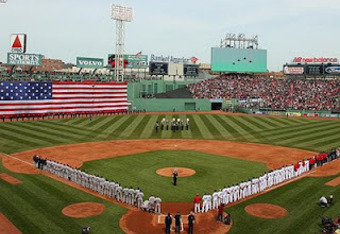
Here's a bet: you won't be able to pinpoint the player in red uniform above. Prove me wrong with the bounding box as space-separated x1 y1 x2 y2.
194 193 201 213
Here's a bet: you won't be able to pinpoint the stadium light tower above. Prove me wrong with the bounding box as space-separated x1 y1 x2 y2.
111 4 133 82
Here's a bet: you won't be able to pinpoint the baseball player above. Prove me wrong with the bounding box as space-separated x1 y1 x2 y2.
116 184 123 202
148 195 155 213
154 196 162 214
222 187 229 205
201 193 209 212
122 187 129 203
128 187 135 205
212 190 219 209
193 194 201 213
136 190 144 209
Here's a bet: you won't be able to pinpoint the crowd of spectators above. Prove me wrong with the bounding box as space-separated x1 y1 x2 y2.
188 75 340 111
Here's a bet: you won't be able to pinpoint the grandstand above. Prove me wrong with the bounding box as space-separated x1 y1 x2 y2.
188 74 340 112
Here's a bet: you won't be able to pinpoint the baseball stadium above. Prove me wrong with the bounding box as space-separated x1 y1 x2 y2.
0 1 340 234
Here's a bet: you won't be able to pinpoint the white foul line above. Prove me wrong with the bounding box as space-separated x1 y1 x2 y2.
0 152 33 166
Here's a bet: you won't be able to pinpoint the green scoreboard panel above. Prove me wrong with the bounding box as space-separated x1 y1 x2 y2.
211 47 267 73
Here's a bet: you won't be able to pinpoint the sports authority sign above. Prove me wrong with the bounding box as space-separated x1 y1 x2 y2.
10 34 27 53
293 57 338 63
76 57 104 69
7 53 42 66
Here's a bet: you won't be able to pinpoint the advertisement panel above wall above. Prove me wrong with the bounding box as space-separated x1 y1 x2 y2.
7 53 42 66
108 54 148 68
76 57 104 69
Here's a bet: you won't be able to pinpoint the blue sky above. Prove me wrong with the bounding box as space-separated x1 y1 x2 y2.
0 0 339 71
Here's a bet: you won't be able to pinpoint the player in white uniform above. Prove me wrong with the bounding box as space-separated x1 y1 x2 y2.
122 187 129 203
201 194 209 212
136 190 144 209
212 190 219 209
148 195 155 212
128 187 135 205
217 190 223 206
116 184 122 202
154 196 162 214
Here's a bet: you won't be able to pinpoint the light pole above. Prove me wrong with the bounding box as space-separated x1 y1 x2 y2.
111 4 133 82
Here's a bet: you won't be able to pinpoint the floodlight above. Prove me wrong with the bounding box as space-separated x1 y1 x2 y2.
111 4 133 22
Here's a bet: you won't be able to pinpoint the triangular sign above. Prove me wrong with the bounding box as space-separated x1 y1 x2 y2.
12 36 22 48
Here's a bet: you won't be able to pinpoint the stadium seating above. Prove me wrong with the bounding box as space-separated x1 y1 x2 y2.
189 75 340 111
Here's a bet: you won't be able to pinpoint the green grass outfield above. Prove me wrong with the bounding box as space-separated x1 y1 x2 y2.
0 161 127 234
81 150 268 202
0 113 339 154
227 175 340 234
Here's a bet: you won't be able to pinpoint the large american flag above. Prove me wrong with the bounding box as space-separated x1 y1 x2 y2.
0 81 128 117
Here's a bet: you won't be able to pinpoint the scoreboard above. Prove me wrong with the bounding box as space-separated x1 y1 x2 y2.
184 64 199 76
149 62 168 75
150 62 199 76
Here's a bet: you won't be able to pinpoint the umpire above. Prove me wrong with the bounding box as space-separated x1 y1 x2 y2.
165 213 172 234
188 212 195 234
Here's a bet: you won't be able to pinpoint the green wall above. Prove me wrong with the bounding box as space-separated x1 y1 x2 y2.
128 80 199 99
131 98 212 112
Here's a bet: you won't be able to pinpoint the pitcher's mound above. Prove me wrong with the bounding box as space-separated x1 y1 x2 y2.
62 202 105 218
156 167 196 177
245 203 288 219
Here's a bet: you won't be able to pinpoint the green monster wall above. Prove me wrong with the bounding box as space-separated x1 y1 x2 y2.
131 98 212 112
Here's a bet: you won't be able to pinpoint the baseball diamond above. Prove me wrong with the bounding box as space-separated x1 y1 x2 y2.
0 112 339 234
1 1 340 234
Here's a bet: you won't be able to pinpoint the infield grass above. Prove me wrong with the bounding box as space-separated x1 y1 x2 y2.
81 150 268 202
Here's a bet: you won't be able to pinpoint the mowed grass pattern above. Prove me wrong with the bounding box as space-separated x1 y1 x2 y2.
0 161 126 234
0 114 339 154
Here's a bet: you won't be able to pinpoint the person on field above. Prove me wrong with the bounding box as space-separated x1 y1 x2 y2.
154 196 162 214
174 212 182 234
173 168 178 186
155 121 159 133
194 193 201 213
187 212 195 234
319 196 328 208
217 203 225 222
165 213 172 234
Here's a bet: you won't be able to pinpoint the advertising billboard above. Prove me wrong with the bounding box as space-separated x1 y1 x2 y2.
10 34 27 53
305 65 323 76
76 57 104 69
211 47 267 73
283 65 304 75
168 63 184 76
184 64 199 76
324 65 340 75
149 62 168 75
7 53 42 66
108 54 148 68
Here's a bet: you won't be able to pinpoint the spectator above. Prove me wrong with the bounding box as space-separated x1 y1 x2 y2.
188 75 340 111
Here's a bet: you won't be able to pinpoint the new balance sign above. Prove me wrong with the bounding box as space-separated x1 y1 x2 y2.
76 57 104 69
7 53 42 66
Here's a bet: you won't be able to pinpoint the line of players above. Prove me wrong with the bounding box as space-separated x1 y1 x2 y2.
196 159 311 213
33 156 162 214
155 118 190 133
